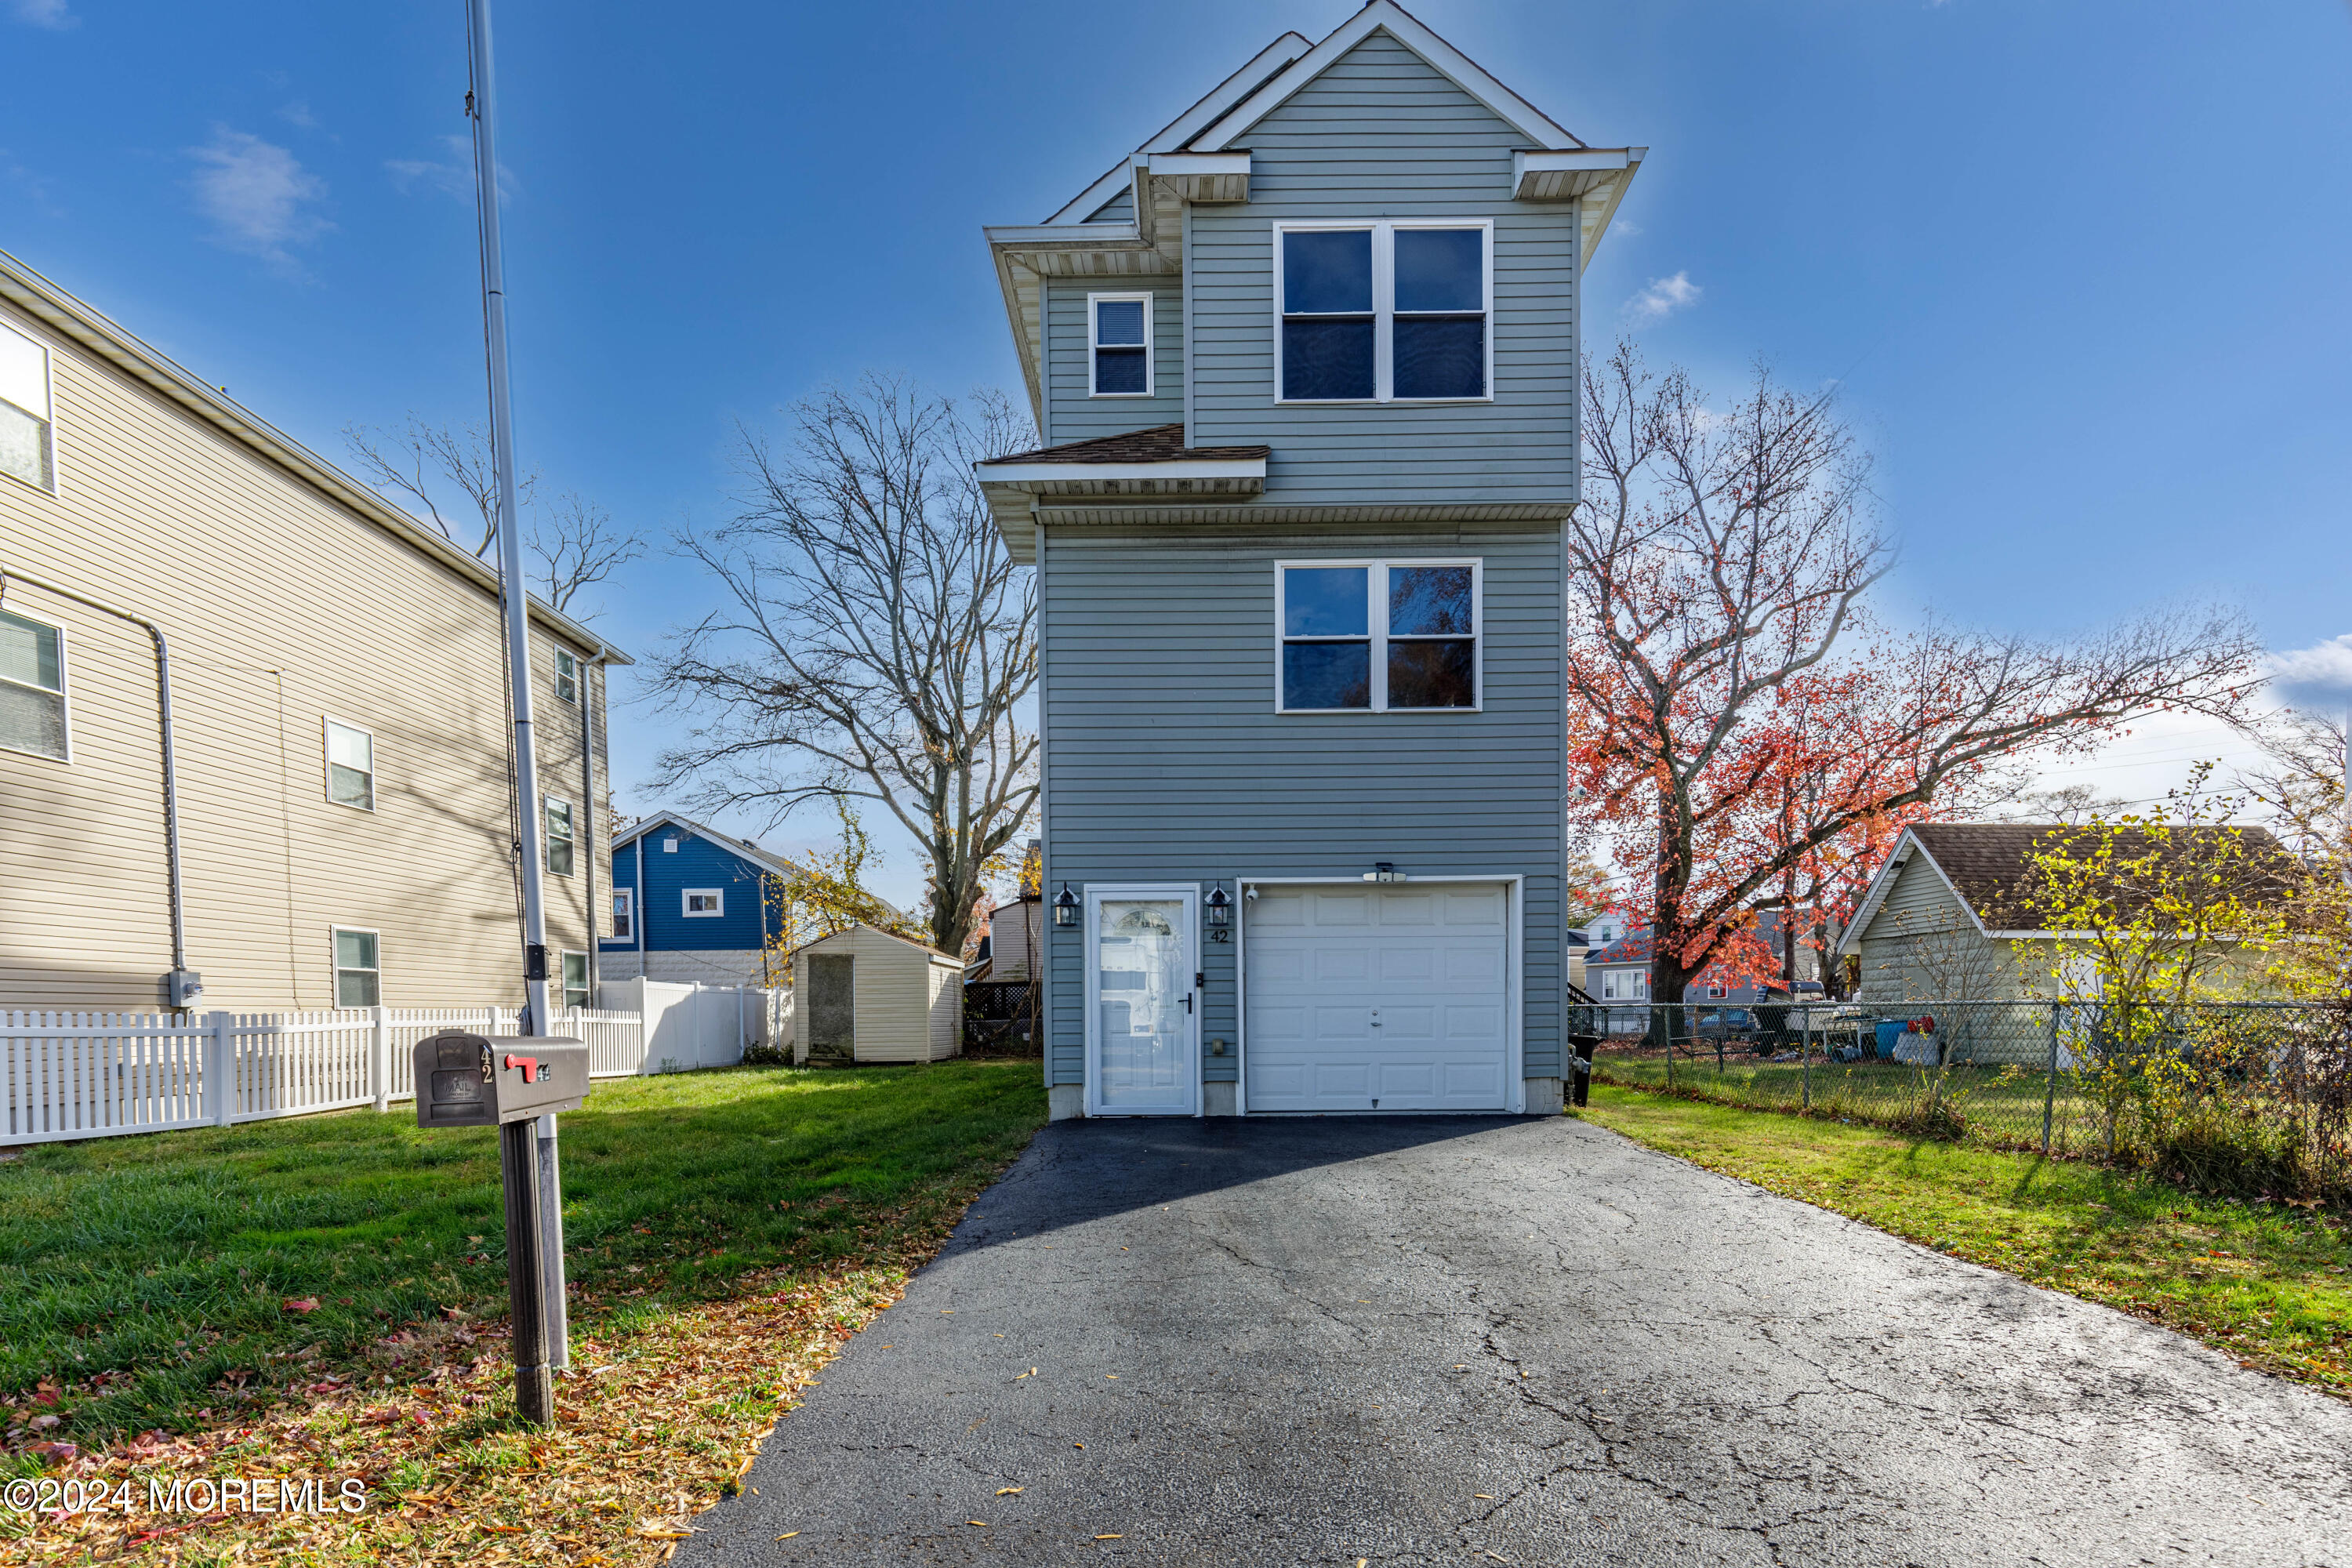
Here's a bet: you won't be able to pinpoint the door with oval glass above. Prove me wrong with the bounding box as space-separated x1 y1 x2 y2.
1086 885 1200 1115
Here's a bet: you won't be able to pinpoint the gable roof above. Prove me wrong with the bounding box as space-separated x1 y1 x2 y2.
0 247 630 666
1838 821 2302 953
1185 0 1581 154
612 811 811 886
793 922 962 964
985 2 1644 426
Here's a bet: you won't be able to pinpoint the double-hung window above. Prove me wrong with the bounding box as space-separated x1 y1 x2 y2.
611 887 634 939
1277 560 1479 712
545 798 575 877
0 320 55 492
0 608 67 760
325 717 374 810
1088 293 1152 397
560 951 590 1008
1276 222 1490 403
554 648 579 703
332 927 380 1007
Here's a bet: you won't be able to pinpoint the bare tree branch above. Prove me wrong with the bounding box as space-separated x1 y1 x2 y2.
646 376 1039 955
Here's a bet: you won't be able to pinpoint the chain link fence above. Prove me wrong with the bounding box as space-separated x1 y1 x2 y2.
1580 999 2352 1203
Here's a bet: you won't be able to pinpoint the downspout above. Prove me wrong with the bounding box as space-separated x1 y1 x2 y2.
581 652 598 1007
0 566 194 1004
635 834 646 968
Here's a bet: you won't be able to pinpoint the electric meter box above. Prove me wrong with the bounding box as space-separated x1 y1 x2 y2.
413 1029 590 1128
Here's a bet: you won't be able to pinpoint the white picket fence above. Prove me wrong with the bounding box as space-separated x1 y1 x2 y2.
3 1004 658 1147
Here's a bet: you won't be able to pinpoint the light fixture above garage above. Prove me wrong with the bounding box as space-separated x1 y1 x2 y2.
1362 862 1406 884
1052 883 1079 928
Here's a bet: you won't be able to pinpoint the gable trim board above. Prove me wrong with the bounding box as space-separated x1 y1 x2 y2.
1187 2 1581 154
1232 874 1525 1116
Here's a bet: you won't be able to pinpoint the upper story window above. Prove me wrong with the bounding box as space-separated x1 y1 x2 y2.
553 648 579 703
0 608 67 760
1088 293 1152 397
1277 560 1479 713
0 321 55 492
325 717 375 811
545 797 576 877
1276 222 1490 405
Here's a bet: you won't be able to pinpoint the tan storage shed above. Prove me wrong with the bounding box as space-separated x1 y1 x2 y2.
790 926 964 1065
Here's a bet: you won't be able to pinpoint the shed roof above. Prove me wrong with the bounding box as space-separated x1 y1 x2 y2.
985 424 1270 466
1840 821 2301 950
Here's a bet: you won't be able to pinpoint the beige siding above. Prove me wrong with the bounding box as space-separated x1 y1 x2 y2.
926 958 962 1061
0 297 612 1012
1855 856 2032 1003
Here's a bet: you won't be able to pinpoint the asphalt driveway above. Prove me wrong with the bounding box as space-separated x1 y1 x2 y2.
688 1116 2352 1566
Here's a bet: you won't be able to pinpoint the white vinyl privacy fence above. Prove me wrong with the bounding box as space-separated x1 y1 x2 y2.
3 983 781 1147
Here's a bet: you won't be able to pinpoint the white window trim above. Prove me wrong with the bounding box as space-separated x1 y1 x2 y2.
1272 219 1494 406
553 648 579 704
0 318 60 498
611 887 635 939
683 887 724 917
1273 557 1483 714
330 924 381 1008
0 604 70 764
321 714 376 812
544 796 576 877
1087 291 1155 398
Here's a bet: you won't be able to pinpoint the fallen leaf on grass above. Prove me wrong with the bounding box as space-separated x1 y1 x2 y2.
283 1298 321 1313
635 1525 695 1539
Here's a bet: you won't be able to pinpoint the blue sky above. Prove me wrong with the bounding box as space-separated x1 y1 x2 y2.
5 0 2348 900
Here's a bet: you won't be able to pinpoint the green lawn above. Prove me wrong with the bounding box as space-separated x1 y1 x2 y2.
1573 1083 2352 1397
0 1060 1047 1443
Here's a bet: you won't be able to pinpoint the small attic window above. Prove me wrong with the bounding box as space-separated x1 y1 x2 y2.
1089 294 1151 397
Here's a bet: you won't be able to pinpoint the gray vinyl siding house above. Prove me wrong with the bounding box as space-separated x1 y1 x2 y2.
978 1 1642 1120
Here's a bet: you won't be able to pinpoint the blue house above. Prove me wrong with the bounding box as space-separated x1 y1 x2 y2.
974 2 1642 1120
601 811 800 988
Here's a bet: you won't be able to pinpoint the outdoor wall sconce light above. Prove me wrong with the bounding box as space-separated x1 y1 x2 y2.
1052 883 1079 929
1206 885 1232 927
1362 862 1404 884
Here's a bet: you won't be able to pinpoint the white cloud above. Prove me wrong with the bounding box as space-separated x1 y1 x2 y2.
187 126 331 267
1626 270 1701 321
2263 633 2352 710
387 133 503 201
277 100 320 130
9 0 75 29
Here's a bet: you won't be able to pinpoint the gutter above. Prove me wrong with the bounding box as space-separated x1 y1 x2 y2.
0 565 198 1005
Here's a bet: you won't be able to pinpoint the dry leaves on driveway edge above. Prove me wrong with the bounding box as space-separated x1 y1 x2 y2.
5 1256 924 1565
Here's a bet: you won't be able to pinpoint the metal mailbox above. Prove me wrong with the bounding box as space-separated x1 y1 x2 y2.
414 1029 590 1128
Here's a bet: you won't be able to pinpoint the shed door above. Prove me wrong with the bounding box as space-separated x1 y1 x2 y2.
807 953 855 1063
1244 883 1509 1112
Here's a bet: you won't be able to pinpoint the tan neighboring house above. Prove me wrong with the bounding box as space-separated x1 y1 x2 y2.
1836 822 2296 1004
0 248 627 1014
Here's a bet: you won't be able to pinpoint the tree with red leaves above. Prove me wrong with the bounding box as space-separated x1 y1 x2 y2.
1566 344 2259 1015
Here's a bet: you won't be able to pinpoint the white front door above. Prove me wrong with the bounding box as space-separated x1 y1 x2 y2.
1087 887 1199 1115
1245 881 1512 1112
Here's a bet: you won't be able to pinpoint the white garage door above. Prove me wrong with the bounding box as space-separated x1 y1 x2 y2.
1244 882 1511 1112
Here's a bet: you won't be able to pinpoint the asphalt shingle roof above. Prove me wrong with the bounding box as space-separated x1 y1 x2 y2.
1908 822 2299 931
985 423 1271 466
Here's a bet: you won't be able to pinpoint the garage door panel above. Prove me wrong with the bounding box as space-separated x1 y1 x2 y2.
1312 946 1371 984
1245 883 1510 1113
